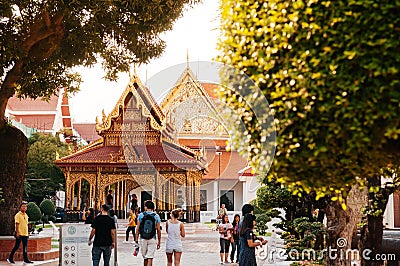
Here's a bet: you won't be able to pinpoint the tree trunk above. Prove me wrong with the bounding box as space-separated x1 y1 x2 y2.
359 174 393 266
325 185 368 266
325 199 354 266
0 125 28 235
359 215 384 266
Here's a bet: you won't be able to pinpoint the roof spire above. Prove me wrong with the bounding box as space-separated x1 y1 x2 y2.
186 48 189 69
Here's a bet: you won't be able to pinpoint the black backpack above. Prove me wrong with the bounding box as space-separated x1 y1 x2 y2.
139 213 156 239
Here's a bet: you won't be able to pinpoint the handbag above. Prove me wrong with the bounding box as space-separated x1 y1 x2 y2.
230 235 234 243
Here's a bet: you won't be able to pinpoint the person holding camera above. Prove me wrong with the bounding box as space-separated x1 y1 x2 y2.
218 214 233 264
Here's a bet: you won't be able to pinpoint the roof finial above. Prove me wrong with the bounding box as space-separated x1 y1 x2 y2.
186 48 189 69
133 63 138 77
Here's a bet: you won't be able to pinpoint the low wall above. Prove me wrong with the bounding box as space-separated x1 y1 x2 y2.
0 235 58 261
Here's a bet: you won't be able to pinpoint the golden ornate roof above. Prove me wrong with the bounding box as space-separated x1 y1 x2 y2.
96 74 165 134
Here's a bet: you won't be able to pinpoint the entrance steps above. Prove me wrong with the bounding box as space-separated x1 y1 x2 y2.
116 219 212 235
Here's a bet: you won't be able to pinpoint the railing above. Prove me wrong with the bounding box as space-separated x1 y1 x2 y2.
65 210 82 222
156 210 200 223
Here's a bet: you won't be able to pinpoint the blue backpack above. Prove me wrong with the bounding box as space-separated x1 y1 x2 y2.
139 213 156 239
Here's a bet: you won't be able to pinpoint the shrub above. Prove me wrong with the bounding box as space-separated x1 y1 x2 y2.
26 202 41 222
256 213 271 235
40 199 56 216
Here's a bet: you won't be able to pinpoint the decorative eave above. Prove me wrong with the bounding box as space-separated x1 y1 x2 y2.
160 66 219 114
55 138 104 164
95 74 165 134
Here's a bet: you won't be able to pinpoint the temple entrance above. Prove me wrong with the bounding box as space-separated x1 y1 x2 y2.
141 191 152 212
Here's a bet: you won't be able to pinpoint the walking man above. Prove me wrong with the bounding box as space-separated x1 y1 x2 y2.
106 190 113 210
88 204 116 266
135 200 161 266
8 202 33 264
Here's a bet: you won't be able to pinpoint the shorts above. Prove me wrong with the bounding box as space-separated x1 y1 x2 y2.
165 247 183 253
140 238 157 259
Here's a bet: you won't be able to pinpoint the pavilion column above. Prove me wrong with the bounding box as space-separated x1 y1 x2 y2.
154 172 160 210
71 182 75 210
64 168 72 209
117 181 120 211
122 180 126 218
185 173 190 210
77 179 82 210
194 174 201 211
168 181 173 210
121 181 124 212
89 184 93 208
95 168 101 211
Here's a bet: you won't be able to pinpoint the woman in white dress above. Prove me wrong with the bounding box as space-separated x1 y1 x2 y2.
166 209 185 266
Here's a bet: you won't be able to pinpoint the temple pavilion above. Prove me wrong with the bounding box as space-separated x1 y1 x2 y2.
55 71 205 221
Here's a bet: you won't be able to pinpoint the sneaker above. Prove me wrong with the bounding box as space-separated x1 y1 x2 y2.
7 259 15 264
133 246 139 256
23 260 34 264
123 240 129 243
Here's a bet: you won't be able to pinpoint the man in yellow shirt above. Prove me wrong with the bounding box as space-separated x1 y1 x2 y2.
7 202 33 264
124 209 137 243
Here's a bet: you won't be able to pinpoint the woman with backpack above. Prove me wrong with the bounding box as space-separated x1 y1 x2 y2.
165 208 185 266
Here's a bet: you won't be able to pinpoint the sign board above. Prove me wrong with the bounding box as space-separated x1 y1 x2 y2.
59 223 117 266
60 224 92 266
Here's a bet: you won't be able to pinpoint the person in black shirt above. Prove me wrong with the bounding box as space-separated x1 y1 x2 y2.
130 194 138 211
83 208 95 224
106 190 113 210
238 213 267 266
88 204 116 266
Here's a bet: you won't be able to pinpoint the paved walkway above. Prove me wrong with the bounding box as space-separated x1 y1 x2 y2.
0 220 291 266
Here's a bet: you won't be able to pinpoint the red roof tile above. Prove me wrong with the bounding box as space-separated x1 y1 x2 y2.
61 106 70 116
201 83 219 99
203 151 247 180
7 95 59 111
74 123 101 143
13 114 55 131
238 166 257 177
56 142 199 167
178 138 228 149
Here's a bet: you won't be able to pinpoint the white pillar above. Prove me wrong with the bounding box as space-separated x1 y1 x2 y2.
213 181 218 217
242 179 247 204
384 194 395 229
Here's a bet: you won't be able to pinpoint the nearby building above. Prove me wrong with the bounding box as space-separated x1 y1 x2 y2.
5 87 74 140
159 67 255 221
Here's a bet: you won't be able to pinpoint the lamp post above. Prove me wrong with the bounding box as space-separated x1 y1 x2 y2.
216 146 222 211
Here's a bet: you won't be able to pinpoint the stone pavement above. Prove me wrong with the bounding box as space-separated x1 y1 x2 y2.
0 220 292 266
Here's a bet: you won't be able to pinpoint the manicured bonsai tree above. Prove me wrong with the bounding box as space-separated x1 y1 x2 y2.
39 199 56 227
26 202 42 222
26 202 42 234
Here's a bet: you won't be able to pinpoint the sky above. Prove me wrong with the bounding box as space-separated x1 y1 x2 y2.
70 0 220 123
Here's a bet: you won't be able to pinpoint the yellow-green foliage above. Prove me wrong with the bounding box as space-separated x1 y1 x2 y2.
217 0 400 198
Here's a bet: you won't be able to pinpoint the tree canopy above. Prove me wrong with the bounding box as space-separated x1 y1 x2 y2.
0 0 198 236
26 133 69 204
0 0 199 123
217 0 400 199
